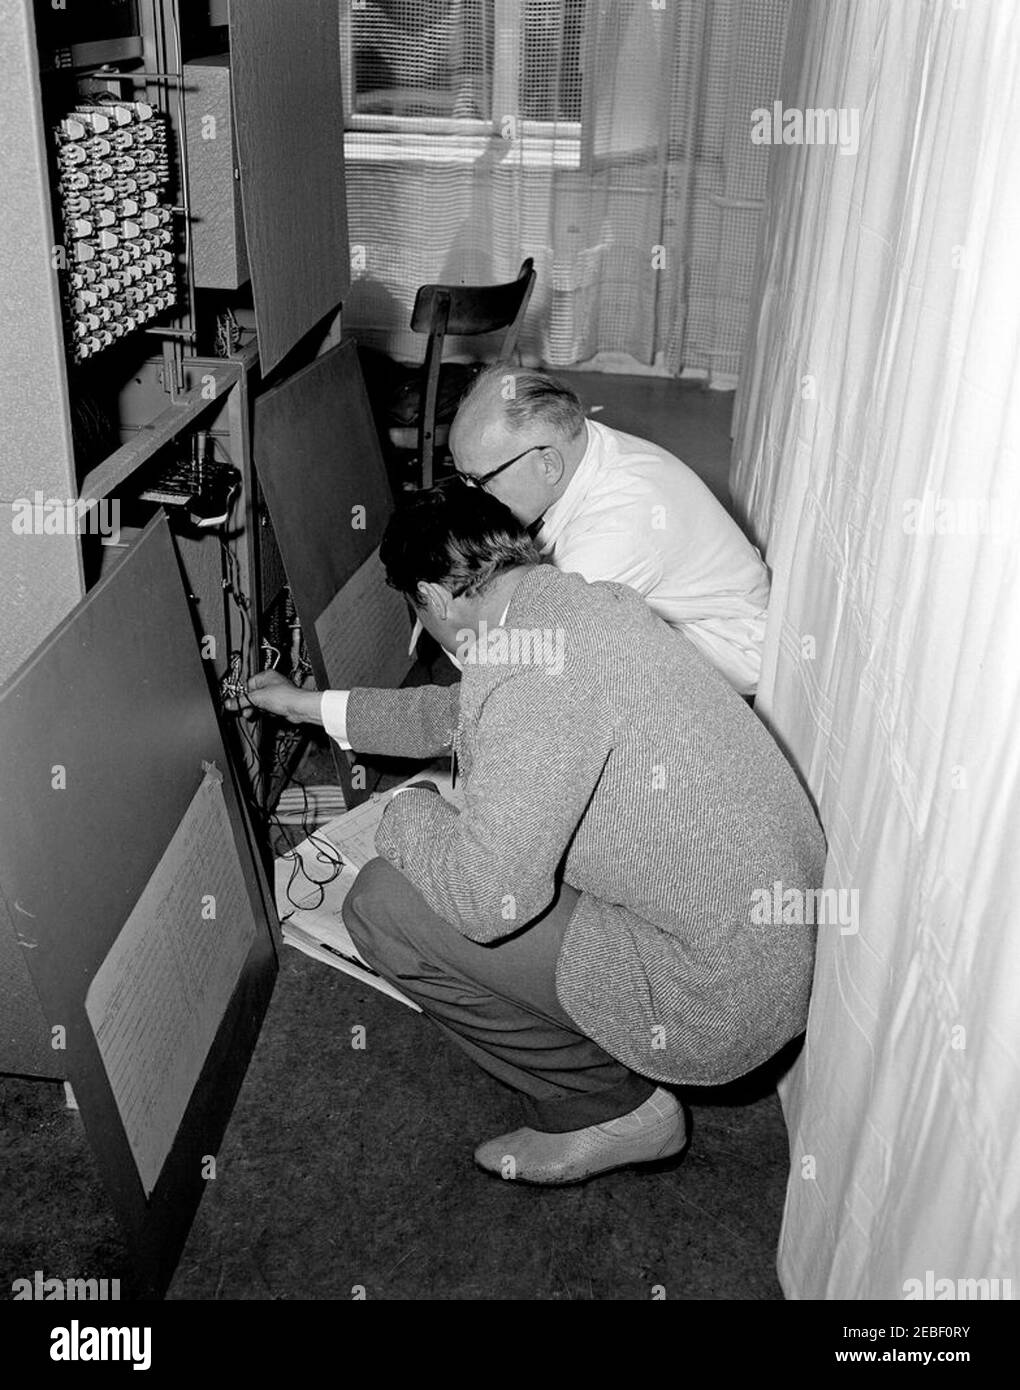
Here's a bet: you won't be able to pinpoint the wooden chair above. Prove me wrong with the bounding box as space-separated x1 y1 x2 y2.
388 258 536 489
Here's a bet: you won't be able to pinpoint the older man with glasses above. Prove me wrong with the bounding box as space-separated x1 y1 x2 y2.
448 365 770 695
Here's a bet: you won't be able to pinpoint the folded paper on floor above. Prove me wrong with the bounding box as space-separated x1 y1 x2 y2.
273 766 463 1011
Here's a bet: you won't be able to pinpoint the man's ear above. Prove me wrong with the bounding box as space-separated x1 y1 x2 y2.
417 581 450 619
539 445 566 485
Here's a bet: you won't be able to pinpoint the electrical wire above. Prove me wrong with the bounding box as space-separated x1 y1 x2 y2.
271 770 345 917
217 512 345 912
222 625 344 915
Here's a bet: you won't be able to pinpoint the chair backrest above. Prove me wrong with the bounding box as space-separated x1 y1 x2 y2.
408 258 536 489
409 258 536 350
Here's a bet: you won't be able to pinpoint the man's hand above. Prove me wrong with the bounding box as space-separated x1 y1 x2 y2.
245 670 323 725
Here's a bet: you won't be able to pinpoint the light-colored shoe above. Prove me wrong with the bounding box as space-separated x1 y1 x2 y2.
473 1087 688 1185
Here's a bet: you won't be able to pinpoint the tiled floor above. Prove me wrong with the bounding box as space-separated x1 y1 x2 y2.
0 378 793 1301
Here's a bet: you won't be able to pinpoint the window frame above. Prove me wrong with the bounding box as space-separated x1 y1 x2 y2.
339 0 581 145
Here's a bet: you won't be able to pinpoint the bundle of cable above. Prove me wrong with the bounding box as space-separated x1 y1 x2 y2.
274 785 349 825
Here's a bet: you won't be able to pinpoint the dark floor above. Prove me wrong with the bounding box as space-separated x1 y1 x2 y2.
568 370 736 506
0 377 793 1301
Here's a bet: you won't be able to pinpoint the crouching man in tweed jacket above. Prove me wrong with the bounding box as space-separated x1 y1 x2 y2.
247 482 826 1185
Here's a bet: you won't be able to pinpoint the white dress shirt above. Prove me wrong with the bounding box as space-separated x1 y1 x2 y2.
536 419 769 693
321 688 352 746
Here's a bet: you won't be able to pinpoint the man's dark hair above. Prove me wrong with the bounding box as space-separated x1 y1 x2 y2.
380 478 543 604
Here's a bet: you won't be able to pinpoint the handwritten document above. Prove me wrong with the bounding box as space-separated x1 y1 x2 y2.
314 547 413 691
85 766 257 1198
320 794 388 869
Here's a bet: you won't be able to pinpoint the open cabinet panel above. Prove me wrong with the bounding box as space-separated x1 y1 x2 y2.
230 0 350 377
0 514 277 1297
253 339 412 804
253 339 394 616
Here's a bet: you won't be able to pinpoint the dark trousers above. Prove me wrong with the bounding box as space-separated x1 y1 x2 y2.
342 857 655 1132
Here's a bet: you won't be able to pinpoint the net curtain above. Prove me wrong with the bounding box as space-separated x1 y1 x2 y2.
341 0 790 382
731 0 1020 1300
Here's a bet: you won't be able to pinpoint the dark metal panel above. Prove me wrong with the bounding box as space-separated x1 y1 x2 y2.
230 0 350 376
0 894 61 1080
253 339 394 626
0 513 277 1297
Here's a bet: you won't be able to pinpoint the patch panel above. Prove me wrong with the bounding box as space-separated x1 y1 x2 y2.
54 98 177 361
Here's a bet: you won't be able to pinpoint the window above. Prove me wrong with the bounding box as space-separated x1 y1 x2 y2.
340 1 677 175
340 0 586 132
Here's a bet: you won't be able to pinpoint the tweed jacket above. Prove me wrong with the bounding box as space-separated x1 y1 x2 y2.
345 564 826 1085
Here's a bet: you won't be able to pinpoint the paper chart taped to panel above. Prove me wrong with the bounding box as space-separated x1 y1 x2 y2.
85 765 256 1198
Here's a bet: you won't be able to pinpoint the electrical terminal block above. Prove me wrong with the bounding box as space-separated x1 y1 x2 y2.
53 98 178 362
220 654 247 704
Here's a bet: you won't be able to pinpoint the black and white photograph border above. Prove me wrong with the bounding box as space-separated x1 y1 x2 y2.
0 0 1016 1364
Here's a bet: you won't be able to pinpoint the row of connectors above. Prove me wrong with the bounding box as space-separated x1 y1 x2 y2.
54 99 178 361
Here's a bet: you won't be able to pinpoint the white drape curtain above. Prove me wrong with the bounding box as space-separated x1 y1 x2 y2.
732 0 1020 1299
340 0 789 382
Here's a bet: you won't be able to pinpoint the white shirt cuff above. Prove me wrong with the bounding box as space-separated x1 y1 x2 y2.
320 690 352 749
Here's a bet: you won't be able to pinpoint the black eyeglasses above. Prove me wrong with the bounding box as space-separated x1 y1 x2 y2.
459 443 554 490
